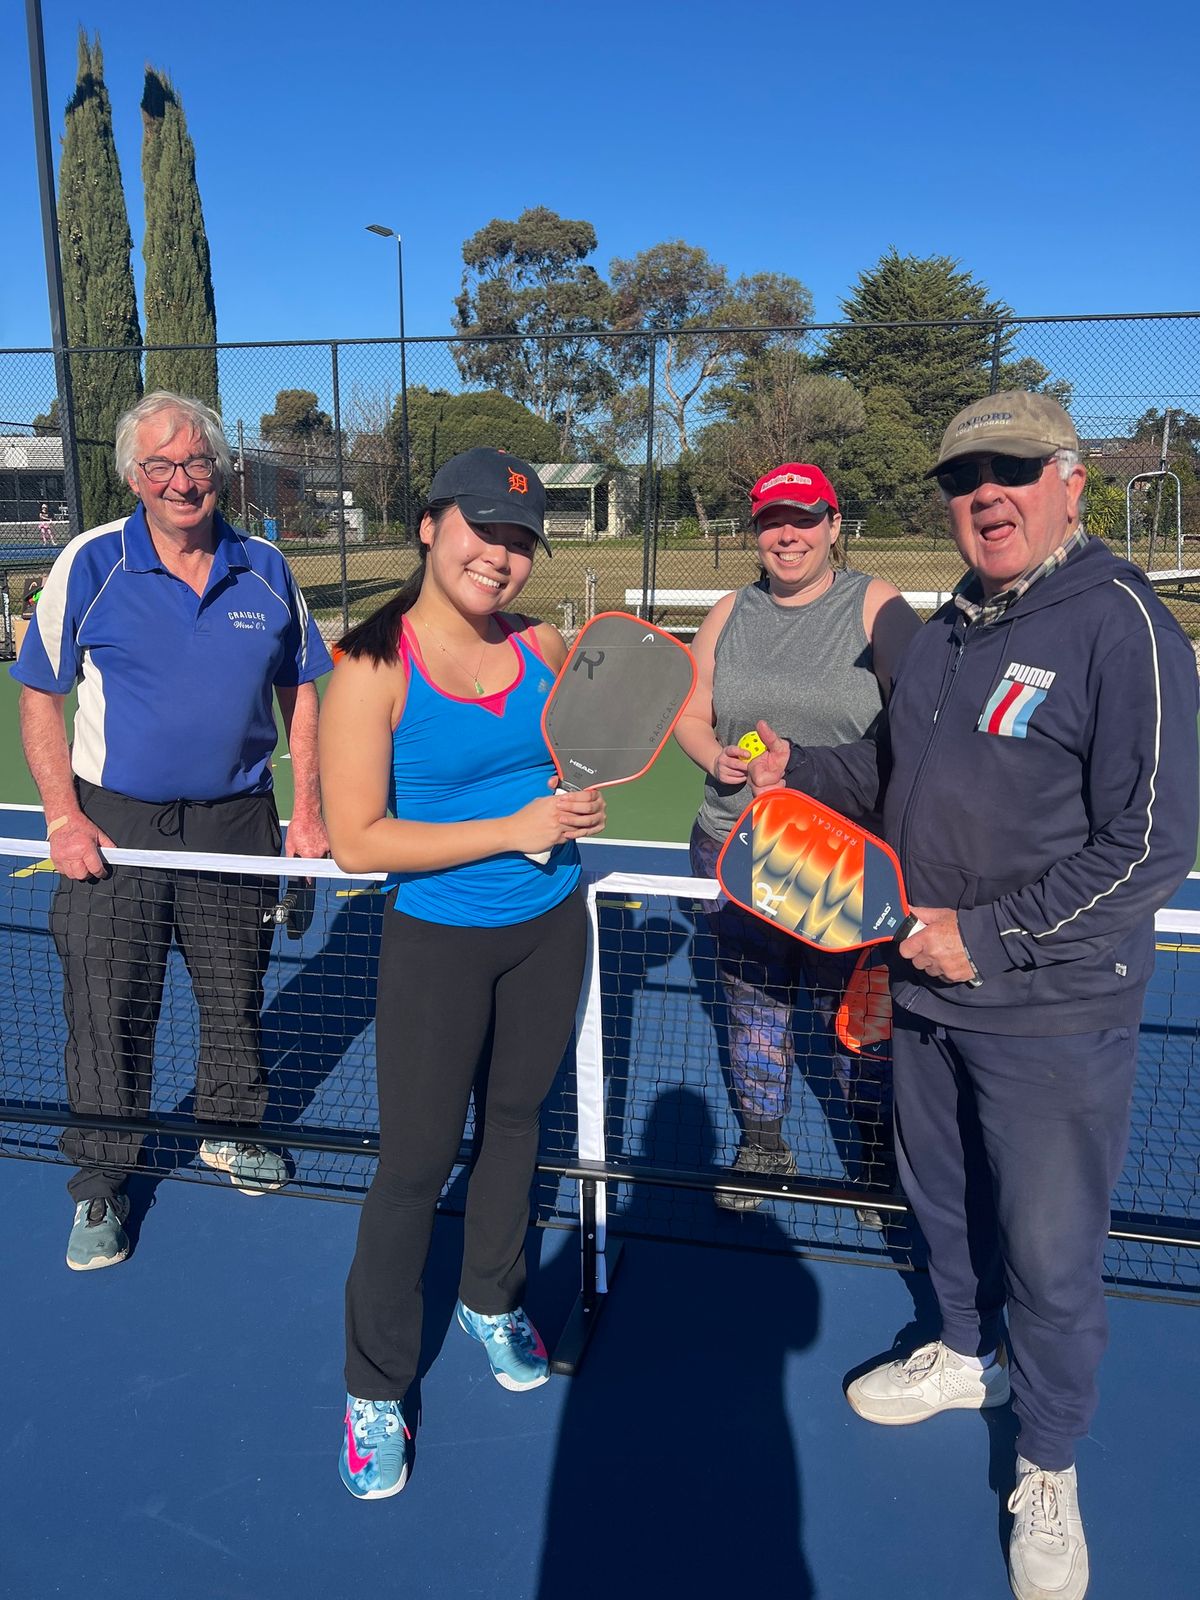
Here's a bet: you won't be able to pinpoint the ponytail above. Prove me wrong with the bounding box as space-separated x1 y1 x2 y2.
335 504 450 663
336 554 426 663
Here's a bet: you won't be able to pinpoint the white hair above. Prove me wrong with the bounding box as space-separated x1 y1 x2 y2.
115 391 233 488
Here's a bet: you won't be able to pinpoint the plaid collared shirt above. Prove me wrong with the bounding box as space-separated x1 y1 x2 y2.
952 526 1089 625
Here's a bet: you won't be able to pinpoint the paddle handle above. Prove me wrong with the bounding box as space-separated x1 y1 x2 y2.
526 778 581 864
894 913 982 987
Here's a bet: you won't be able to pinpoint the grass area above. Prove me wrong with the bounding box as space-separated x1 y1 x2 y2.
270 534 1200 641
281 536 979 634
6 533 1198 639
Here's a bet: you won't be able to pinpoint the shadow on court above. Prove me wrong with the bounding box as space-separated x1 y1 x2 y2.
532 1085 820 1600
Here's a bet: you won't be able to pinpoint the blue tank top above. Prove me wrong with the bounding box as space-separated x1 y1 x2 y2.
386 615 581 927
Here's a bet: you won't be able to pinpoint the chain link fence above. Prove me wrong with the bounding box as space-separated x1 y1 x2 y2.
2 312 1198 645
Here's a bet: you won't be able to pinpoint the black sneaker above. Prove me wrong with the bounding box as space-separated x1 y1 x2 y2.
715 1142 798 1212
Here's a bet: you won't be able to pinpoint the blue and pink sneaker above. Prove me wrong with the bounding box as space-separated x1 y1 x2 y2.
455 1301 550 1391
339 1395 411 1500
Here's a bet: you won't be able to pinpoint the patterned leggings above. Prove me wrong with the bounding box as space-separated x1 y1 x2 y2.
690 822 893 1170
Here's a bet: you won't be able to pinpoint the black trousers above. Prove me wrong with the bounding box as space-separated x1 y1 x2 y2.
52 781 281 1201
344 888 587 1399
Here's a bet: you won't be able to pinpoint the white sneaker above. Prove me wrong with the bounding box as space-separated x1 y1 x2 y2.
1007 1456 1089 1600
846 1339 1010 1425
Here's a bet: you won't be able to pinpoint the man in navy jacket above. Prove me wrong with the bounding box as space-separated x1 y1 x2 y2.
750 392 1198 1600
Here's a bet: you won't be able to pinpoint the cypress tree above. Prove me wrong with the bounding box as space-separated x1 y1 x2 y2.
141 68 218 406
58 31 143 526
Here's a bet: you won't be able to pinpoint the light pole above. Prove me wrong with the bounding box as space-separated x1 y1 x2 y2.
366 223 412 541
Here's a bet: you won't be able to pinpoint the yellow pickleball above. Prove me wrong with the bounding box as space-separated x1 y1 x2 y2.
738 731 766 759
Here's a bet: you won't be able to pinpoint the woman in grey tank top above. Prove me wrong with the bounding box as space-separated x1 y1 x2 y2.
675 462 921 1224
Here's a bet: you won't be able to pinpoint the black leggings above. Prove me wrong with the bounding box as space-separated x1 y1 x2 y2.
344 887 587 1398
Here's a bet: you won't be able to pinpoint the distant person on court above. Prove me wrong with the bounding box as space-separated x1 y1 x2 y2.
747 394 1199 1600
674 463 920 1223
12 390 331 1271
38 502 54 546
320 448 605 1501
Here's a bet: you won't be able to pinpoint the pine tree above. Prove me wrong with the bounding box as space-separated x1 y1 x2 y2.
819 249 1011 439
58 31 143 525
141 68 218 405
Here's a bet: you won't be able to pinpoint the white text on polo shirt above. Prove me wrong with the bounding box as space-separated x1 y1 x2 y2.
229 609 267 631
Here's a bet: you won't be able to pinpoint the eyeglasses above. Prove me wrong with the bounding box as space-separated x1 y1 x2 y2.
934 454 1053 498
137 455 217 484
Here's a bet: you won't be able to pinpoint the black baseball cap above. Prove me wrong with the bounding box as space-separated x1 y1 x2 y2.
427 447 550 555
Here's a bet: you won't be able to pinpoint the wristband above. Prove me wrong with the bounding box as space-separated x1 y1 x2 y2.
46 815 71 836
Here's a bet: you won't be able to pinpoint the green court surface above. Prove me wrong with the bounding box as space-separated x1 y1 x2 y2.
0 669 704 842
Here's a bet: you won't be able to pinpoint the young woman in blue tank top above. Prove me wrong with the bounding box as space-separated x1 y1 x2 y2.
319 449 605 1500
674 463 921 1226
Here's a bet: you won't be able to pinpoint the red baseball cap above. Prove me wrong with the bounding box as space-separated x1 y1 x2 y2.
750 463 839 523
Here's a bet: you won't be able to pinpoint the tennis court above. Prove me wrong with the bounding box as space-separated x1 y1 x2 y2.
1 782 1198 1597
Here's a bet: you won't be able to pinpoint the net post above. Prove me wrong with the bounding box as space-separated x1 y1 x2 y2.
550 1176 624 1377
550 877 621 1375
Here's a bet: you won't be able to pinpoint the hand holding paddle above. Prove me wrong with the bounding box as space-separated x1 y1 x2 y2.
899 908 979 984
509 784 606 859
716 788 982 985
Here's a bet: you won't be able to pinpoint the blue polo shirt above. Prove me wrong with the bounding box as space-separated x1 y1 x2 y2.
11 505 332 802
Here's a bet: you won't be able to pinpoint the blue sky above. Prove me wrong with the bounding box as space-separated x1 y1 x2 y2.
3 0 1197 353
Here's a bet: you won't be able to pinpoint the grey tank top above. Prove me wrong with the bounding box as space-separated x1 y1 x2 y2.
696 569 886 843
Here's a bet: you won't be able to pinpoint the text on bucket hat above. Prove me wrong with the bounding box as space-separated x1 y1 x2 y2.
750 463 839 522
428 447 550 554
926 392 1080 477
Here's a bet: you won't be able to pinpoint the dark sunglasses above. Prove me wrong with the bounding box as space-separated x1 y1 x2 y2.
935 454 1053 497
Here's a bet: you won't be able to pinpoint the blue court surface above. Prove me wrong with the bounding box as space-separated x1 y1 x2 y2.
1 542 64 567
4 1158 1198 1600
2 808 1198 1599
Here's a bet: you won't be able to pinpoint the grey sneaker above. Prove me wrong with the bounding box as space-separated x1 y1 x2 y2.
199 1139 287 1194
66 1194 131 1271
846 1339 1010 1425
715 1141 798 1212
1008 1456 1089 1600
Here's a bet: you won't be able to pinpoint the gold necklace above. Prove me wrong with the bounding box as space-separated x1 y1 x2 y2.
421 618 494 695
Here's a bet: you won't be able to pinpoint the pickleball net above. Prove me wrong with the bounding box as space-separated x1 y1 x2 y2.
0 835 1196 1294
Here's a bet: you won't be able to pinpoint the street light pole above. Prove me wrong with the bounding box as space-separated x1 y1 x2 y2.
366 224 412 541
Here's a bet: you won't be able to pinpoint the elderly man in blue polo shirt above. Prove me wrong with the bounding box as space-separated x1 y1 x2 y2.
13 390 332 1271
